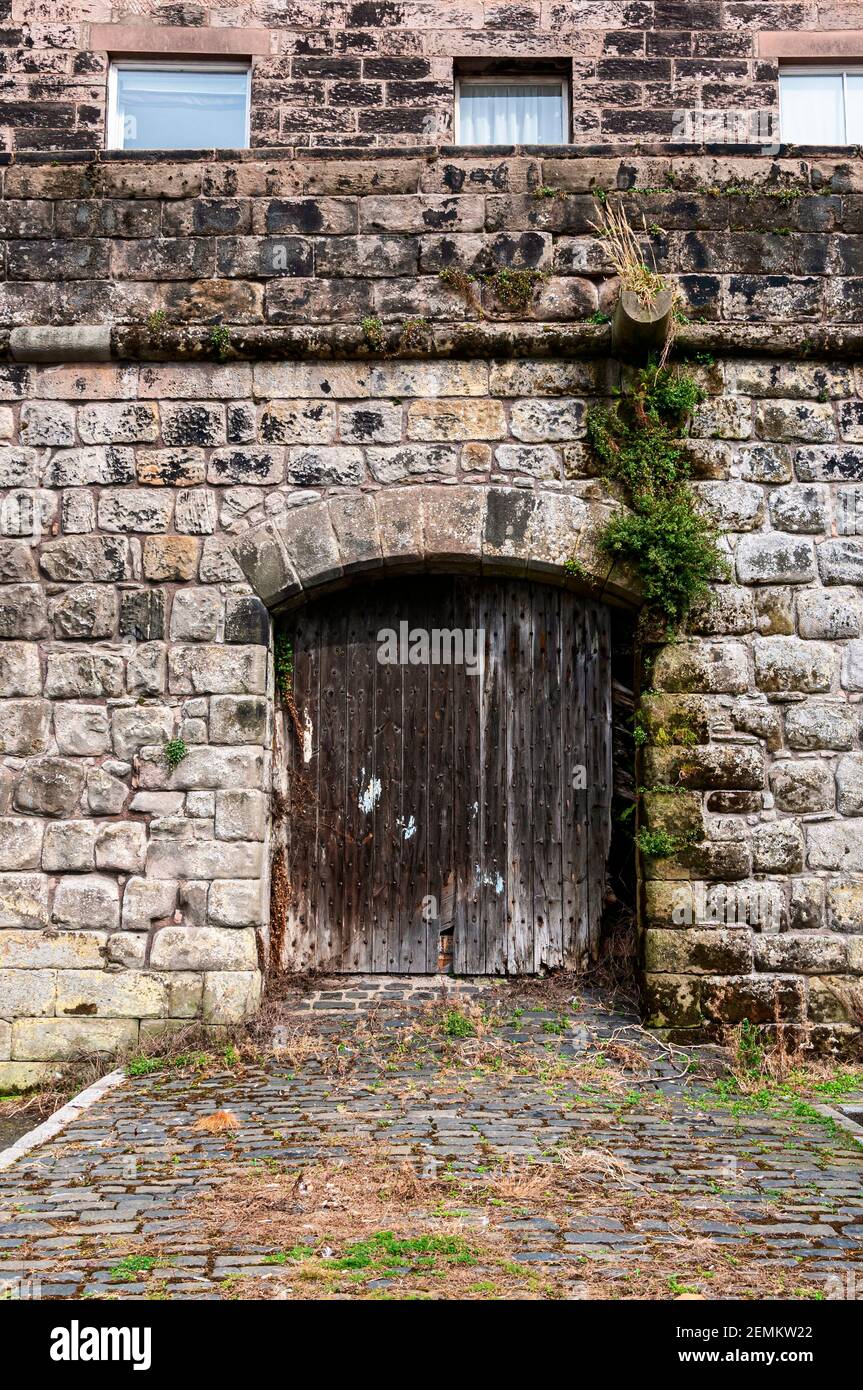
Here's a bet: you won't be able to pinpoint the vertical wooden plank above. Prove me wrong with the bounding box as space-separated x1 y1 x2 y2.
425 578 456 972
587 601 613 962
478 581 507 974
562 596 588 969
316 603 347 969
386 600 411 978
369 584 400 972
286 604 321 970
277 614 297 970
400 580 430 971
453 579 483 975
342 591 377 971
532 583 564 970
506 581 534 974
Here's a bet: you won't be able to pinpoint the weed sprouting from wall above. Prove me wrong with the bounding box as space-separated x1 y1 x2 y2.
585 361 727 635
398 316 432 351
361 315 385 351
484 268 548 313
274 629 294 699
163 738 189 770
209 324 231 360
590 198 666 310
634 826 693 860
438 267 483 315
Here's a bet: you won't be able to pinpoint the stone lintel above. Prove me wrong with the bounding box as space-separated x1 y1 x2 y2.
87 24 273 58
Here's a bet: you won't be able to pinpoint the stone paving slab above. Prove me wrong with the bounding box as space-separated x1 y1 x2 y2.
0 978 861 1300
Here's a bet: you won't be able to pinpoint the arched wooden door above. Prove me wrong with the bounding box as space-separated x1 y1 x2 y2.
276 577 612 975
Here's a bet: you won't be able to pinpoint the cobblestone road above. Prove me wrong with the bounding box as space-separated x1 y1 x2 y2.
1 978 862 1301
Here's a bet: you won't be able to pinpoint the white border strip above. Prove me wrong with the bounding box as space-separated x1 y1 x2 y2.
812 1102 863 1148
0 1069 126 1172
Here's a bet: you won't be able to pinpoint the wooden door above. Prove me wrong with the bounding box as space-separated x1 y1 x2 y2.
276 577 612 974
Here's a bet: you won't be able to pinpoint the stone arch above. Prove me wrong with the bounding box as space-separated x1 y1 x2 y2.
230 484 641 612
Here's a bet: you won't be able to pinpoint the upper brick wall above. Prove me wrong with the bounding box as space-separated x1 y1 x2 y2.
0 1 861 152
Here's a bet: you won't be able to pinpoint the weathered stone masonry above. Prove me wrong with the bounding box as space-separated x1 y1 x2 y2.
0 1 858 152
3 143 863 1084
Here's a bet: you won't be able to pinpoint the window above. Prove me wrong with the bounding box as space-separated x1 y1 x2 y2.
455 76 568 146
780 66 863 145
107 62 250 151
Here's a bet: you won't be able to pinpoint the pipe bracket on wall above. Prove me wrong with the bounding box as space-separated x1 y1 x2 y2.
9 325 113 363
611 287 674 360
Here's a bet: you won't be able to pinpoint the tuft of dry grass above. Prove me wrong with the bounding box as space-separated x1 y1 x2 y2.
556 1146 635 1187
0 1086 62 1124
191 1110 241 1134
590 198 667 308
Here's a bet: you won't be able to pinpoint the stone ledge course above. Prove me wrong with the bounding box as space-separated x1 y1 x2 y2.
0 148 861 338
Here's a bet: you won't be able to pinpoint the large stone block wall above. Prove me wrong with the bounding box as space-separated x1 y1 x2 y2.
1 350 863 1082
0 2 856 152
0 147 862 338
0 144 862 1079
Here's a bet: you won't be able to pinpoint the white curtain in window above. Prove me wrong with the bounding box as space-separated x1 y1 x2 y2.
780 73 844 144
847 75 863 143
459 83 565 145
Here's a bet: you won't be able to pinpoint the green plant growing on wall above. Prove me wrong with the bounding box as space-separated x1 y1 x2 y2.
274 629 294 699
147 309 168 343
209 323 231 360
652 719 698 748
163 738 188 771
484 268 548 313
635 826 697 860
398 316 432 352
361 315 385 351
562 556 587 580
585 362 727 634
438 267 483 315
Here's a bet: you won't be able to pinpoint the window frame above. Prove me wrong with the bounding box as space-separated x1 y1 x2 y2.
106 58 252 152
779 63 863 145
454 73 570 146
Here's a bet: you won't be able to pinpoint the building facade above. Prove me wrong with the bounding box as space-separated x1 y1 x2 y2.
1 2 863 1086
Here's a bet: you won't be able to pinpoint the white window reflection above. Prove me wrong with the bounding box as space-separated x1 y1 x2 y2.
107 63 250 151
780 67 863 146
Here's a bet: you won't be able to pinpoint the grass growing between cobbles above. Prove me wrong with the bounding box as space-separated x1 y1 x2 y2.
2 983 861 1301
189 1145 851 1302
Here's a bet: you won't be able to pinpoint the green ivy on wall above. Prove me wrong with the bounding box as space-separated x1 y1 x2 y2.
586 361 728 634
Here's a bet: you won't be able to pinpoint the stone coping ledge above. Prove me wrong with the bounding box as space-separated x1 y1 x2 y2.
8 322 863 364
1 142 862 168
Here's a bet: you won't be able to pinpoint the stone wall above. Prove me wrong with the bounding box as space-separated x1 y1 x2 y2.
0 1 858 152
0 147 861 339
2 145 863 1082
1 347 863 1082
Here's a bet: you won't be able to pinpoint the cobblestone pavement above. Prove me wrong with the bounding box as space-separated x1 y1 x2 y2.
1 977 862 1301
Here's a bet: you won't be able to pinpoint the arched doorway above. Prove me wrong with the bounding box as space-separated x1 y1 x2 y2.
274 575 614 975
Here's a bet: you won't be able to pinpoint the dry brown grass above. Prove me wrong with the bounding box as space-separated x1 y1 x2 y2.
190 1148 835 1302
0 1087 61 1123
823 980 863 1031
590 198 667 308
723 1001 815 1092
191 1110 241 1134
